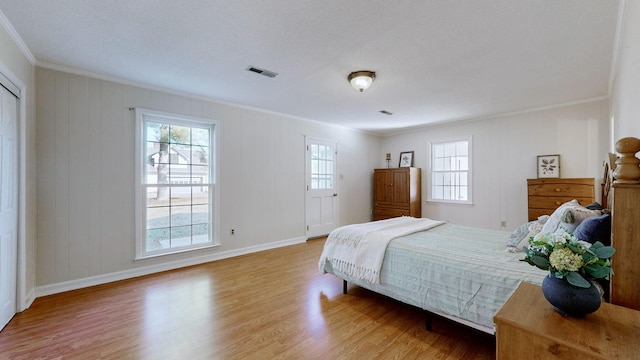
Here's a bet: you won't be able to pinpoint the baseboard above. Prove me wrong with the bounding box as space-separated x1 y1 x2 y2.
18 288 36 312
35 236 307 298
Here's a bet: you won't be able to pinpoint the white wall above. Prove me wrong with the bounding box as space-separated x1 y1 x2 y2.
35 67 380 291
611 0 640 141
12 0 640 300
0 20 37 310
381 100 610 231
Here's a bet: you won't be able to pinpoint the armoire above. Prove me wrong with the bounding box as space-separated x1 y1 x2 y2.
373 167 421 221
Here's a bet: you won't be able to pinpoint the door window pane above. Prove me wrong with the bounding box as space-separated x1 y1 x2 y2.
310 144 334 190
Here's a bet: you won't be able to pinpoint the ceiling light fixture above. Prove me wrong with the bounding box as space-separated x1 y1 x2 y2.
348 70 376 92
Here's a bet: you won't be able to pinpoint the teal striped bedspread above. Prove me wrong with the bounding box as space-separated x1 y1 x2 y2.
320 223 546 332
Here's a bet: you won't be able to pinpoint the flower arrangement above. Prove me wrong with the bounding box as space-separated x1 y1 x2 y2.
521 231 615 288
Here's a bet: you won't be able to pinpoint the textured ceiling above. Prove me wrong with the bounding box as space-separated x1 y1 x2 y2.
0 1 621 135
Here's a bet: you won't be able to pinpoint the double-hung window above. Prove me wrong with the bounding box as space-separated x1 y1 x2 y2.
429 138 472 204
135 108 219 259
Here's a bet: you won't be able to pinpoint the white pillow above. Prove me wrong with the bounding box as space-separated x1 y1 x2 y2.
540 199 601 235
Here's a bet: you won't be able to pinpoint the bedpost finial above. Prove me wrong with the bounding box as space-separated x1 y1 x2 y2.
613 137 640 184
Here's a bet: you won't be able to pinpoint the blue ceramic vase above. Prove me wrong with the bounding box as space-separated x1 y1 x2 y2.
541 274 602 317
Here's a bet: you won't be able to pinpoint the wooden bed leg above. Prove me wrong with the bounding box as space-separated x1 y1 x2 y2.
343 280 348 294
425 313 432 331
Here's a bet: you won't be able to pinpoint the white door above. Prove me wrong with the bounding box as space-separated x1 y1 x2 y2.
0 85 18 330
305 138 338 238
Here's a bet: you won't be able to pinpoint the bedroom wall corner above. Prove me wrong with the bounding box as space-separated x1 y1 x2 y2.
0 19 37 311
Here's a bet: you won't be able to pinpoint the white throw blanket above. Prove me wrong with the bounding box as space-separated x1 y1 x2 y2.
318 217 446 284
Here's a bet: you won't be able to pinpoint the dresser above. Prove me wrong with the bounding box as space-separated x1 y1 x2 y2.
373 168 421 220
609 183 640 311
494 282 640 359
527 178 595 221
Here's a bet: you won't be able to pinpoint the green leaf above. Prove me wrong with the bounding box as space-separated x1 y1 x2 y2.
590 241 604 249
566 243 582 253
584 264 613 278
566 271 591 288
530 255 550 269
592 246 615 259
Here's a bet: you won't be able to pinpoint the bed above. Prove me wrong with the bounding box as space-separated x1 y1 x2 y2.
318 157 620 334
318 217 548 333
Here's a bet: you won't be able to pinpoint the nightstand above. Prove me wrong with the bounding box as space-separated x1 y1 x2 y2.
494 282 640 359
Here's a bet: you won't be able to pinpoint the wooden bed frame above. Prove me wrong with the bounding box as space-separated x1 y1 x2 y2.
607 137 640 311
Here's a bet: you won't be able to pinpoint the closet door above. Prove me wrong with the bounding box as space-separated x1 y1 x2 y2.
0 85 18 330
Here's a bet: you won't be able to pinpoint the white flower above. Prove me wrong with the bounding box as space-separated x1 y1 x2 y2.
549 247 583 272
577 240 592 249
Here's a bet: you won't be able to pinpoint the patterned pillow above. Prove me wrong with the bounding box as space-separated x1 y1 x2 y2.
540 199 601 235
506 221 533 248
505 215 548 252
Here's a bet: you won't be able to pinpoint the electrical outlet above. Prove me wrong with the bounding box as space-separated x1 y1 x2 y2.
231 229 235 235
500 221 507 228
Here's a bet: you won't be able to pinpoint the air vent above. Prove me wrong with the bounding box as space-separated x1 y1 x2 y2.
247 66 278 78
379 110 393 115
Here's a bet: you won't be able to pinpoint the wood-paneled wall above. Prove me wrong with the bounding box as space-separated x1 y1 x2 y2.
382 100 610 230
34 67 381 291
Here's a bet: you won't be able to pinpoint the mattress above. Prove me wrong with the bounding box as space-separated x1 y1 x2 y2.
319 222 547 332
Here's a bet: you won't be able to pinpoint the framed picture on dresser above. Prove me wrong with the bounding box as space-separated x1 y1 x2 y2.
537 154 560 178
399 151 414 167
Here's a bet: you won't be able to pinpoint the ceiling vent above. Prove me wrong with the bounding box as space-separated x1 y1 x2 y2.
247 66 278 78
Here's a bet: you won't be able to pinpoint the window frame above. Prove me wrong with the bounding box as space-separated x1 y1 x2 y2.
427 137 473 205
134 108 220 260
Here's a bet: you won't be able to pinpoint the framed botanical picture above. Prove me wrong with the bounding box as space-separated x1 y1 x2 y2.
399 151 414 167
537 154 560 178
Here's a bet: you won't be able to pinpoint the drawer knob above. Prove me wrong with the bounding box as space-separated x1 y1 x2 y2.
555 188 561 192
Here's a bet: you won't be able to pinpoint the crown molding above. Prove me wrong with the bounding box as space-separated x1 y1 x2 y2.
0 9 36 65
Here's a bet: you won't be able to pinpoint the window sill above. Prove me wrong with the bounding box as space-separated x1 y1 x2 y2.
426 199 474 206
135 242 220 261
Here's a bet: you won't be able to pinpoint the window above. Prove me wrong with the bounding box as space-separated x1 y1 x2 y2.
309 143 335 190
135 108 218 259
429 138 472 204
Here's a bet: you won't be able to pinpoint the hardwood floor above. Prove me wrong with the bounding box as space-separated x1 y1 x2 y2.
0 238 495 359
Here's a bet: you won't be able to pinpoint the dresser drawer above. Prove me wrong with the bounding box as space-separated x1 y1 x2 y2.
528 196 594 210
527 178 595 221
373 207 410 220
528 183 594 197
528 209 552 221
